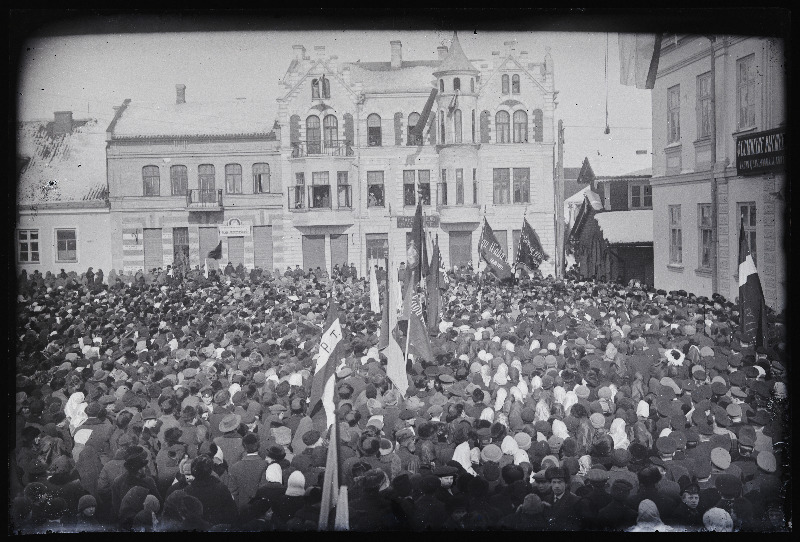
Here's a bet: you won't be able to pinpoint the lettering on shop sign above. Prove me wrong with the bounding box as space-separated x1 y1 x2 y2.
218 225 251 237
397 215 440 228
736 128 785 176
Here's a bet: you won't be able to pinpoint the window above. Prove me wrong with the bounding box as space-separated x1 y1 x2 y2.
669 205 682 264
56 229 77 262
440 79 445 92
170 165 188 196
454 109 462 143
294 173 306 209
253 163 271 193
439 112 445 144
438 169 448 206
367 114 382 147
142 165 160 196
307 115 321 154
471 109 476 142
173 227 189 262
697 72 712 139
456 168 464 204
323 115 338 148
496 111 510 143
739 202 757 266
407 112 421 145
367 171 385 207
470 78 475 93
18 230 39 263
321 76 330 99
493 168 511 204
473 168 478 204
404 170 416 207
513 168 530 203
512 74 520 94
737 54 756 130
419 170 431 205
311 172 331 209
311 77 330 99
502 74 510 94
453 77 461 91
532 109 543 142
225 163 243 194
198 164 215 197
667 85 681 144
698 204 713 270
513 110 528 143
311 79 320 99
337 172 351 208
629 183 653 209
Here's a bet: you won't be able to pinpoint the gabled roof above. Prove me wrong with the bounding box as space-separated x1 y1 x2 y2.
577 157 596 184
480 54 549 96
110 100 277 139
595 210 653 245
17 119 108 205
347 61 438 93
281 58 361 103
433 32 478 74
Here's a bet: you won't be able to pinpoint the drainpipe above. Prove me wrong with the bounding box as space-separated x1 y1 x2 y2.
708 36 718 296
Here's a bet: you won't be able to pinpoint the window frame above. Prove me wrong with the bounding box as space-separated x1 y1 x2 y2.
439 111 445 144
453 109 462 143
496 110 511 144
501 74 510 95
696 72 712 139
17 229 40 264
493 168 511 204
418 170 431 206
367 114 382 147
367 170 385 207
512 110 528 143
403 170 416 207
311 79 321 99
407 112 421 146
453 77 461 91
225 163 243 194
669 204 682 264
628 182 653 209
198 164 216 192
142 165 160 196
511 74 520 94
512 168 530 204
323 115 338 148
667 85 681 144
337 171 351 209
738 201 757 266
438 169 448 206
310 171 331 209
472 168 478 204
698 203 713 270
736 54 756 131
294 173 306 209
306 115 322 154
170 165 188 196
253 163 271 194
55 228 78 263
456 168 464 205
173 227 190 263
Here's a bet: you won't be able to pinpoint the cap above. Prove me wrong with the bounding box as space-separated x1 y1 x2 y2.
710 447 731 470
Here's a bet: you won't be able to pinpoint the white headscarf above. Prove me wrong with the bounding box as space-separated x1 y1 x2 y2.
636 400 650 418
495 387 508 412
509 386 523 403
534 399 550 423
610 418 630 449
517 378 529 399
553 386 566 405
265 463 283 483
578 455 593 476
480 407 495 422
551 419 570 440
452 441 476 475
563 390 578 416
530 375 542 392
480 365 492 387
501 435 519 455
494 363 509 386
65 392 85 420
514 449 530 465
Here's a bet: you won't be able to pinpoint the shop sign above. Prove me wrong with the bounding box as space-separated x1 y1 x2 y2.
396 215 440 228
736 128 785 176
219 218 250 237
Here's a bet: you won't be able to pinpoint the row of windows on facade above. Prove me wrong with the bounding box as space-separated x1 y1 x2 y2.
666 54 756 145
667 202 757 270
290 167 532 210
312 74 523 101
293 109 543 150
140 163 272 197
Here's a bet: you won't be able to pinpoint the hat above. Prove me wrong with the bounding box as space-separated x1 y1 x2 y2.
586 469 609 483
85 402 104 418
519 494 545 514
545 466 568 482
589 412 605 429
710 447 731 470
266 445 286 462
286 471 306 496
656 436 677 456
433 465 458 477
301 430 321 446
78 494 97 512
218 413 241 433
481 444 502 463
514 432 532 451
756 451 777 473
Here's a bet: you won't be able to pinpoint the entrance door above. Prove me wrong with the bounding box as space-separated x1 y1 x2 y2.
449 231 472 270
143 228 163 271
302 235 327 274
365 233 389 270
330 234 349 269
228 236 244 267
253 226 273 272
199 227 220 269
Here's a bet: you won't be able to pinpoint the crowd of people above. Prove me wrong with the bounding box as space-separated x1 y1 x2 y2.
12 261 790 532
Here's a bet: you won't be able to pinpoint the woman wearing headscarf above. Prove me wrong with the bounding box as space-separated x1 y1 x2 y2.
609 418 630 449
270 470 307 530
452 440 478 477
64 393 88 436
627 499 672 532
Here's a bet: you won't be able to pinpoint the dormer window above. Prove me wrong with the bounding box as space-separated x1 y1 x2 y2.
502 74 510 95
453 77 461 91
312 79 320 99
311 76 330 99
512 74 520 94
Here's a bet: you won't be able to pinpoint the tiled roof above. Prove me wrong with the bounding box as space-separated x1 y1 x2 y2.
17 119 108 206
111 100 278 139
595 210 653 245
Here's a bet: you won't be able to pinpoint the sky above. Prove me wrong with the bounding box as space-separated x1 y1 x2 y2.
16 28 655 176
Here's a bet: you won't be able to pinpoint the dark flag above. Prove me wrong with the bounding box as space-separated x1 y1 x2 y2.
404 201 428 292
207 241 222 260
517 218 550 272
406 287 433 362
478 219 513 280
409 88 438 138
738 218 767 347
426 238 442 335
309 296 343 429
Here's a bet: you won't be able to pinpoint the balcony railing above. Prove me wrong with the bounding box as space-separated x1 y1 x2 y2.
291 140 354 158
288 185 353 211
186 189 223 210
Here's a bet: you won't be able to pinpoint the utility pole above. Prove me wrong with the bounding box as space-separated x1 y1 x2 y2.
708 36 719 296
555 120 566 278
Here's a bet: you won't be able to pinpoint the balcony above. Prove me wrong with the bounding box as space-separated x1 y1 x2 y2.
288 185 354 226
186 189 223 210
290 140 354 158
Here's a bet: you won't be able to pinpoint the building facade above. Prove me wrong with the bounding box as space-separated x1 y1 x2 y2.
651 35 786 312
277 33 559 278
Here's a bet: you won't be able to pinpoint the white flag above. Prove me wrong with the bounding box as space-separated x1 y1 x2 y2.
369 262 380 314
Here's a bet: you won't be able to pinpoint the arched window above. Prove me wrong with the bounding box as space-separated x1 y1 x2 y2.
453 77 461 91
367 114 382 146
323 115 338 148
440 79 445 92
198 164 215 201
225 163 242 194
321 76 330 99
311 79 320 99
253 163 270 193
439 111 446 144
306 115 321 154
502 74 510 95
512 74 520 94
170 165 187 196
454 109 462 143
407 112 421 145
513 110 528 143
142 165 160 196
496 111 510 143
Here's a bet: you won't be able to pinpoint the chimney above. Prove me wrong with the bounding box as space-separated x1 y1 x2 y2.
390 41 402 69
176 84 186 105
314 45 326 60
503 40 517 57
292 44 306 62
437 46 448 60
54 111 73 135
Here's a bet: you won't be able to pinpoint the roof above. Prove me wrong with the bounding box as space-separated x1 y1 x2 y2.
563 167 581 180
595 167 653 183
347 62 439 93
563 179 584 201
595 210 654 245
111 100 278 139
17 118 108 206
565 186 601 207
433 32 478 74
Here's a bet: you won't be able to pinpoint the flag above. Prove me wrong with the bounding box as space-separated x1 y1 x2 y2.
369 262 380 314
478 219 513 280
318 418 341 530
309 296 343 429
380 257 409 396
409 88 438 138
203 258 209 279
447 91 459 117
426 238 442 334
207 241 222 260
738 218 767 347
405 202 429 291
618 33 663 89
334 485 349 530
406 288 433 362
517 218 550 272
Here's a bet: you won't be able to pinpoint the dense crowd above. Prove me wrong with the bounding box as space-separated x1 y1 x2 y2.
12 262 791 532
